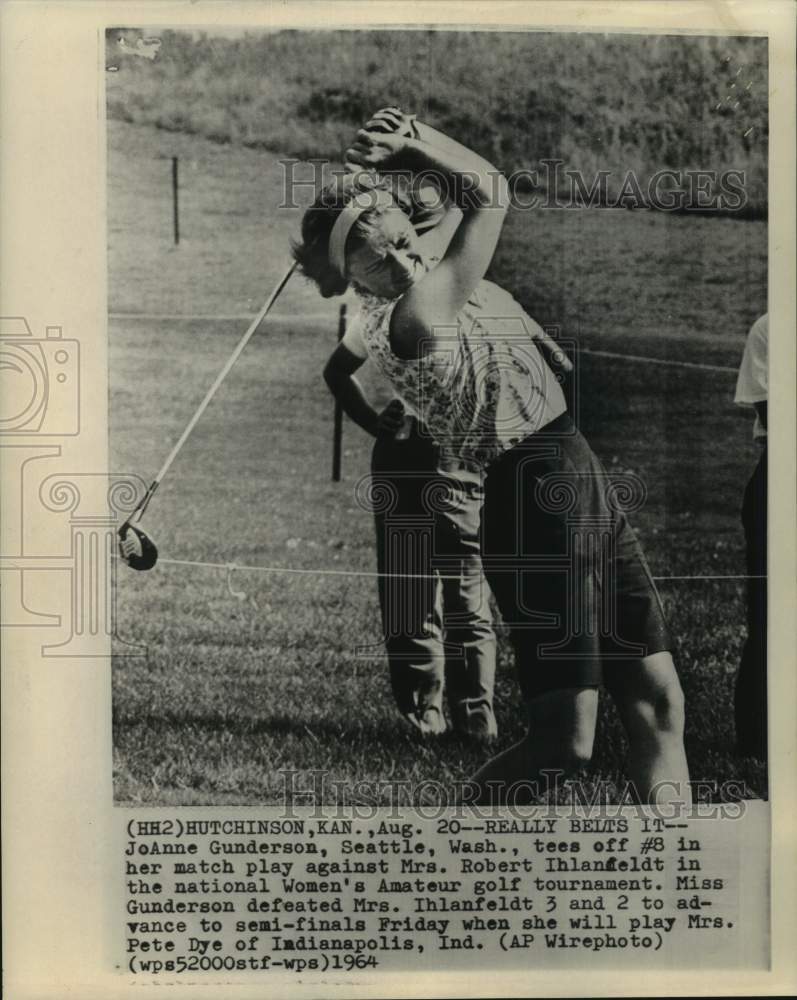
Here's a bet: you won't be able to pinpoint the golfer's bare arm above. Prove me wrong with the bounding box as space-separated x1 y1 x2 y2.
323 346 382 436
411 120 492 165
347 124 508 358
417 204 463 261
392 136 507 357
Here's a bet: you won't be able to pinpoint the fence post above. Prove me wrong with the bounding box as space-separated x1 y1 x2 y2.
332 304 346 481
172 157 180 245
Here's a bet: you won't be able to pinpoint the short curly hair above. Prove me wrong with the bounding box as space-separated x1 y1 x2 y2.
291 172 412 298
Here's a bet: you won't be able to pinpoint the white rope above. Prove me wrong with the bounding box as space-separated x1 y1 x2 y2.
113 310 745 584
110 312 738 375
578 347 737 374
141 555 762 584
652 574 765 581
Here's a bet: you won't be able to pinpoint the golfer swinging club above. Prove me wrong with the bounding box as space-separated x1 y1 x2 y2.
310 136 499 741
293 108 691 805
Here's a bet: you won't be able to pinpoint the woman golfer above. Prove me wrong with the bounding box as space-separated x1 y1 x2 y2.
319 176 497 741
293 109 690 805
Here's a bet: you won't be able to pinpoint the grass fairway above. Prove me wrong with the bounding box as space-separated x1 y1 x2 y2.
110 122 767 805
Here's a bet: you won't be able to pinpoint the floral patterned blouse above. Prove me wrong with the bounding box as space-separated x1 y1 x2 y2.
351 279 567 471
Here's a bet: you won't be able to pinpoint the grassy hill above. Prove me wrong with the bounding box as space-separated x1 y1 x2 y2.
106 27 768 216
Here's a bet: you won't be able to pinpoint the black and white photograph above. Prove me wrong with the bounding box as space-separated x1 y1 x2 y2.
2 2 796 997
109 26 768 806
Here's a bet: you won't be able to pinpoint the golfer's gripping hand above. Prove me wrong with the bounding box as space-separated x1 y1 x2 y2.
344 107 416 173
345 128 407 172
374 399 406 437
364 107 417 136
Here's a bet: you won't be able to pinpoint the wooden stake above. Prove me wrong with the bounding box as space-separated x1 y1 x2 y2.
332 304 346 481
172 157 180 245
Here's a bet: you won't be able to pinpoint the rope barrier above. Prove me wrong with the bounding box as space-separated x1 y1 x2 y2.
578 347 737 375
111 312 749 591
137 554 763 584
110 312 739 375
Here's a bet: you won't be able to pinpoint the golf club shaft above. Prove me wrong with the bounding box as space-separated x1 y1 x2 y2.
131 262 298 523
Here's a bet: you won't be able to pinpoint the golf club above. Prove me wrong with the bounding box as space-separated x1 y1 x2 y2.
118 261 298 570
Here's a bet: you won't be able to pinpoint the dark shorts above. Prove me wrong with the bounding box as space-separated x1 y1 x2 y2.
481 413 670 699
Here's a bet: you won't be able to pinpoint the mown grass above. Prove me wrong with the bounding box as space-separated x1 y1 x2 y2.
109 120 766 806
106 28 768 215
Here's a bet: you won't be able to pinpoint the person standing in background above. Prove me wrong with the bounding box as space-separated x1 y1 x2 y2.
313 133 497 740
733 313 768 761
323 328 498 741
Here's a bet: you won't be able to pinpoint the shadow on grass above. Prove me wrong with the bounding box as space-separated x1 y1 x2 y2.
114 707 444 747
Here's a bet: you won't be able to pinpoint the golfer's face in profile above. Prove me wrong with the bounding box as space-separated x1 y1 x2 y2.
347 207 424 299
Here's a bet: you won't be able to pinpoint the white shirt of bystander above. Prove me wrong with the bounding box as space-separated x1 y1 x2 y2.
734 313 768 440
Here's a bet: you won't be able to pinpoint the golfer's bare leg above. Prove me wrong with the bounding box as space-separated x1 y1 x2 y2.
466 687 599 805
606 651 691 806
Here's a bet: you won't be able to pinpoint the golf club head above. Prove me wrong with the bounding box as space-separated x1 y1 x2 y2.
118 523 158 571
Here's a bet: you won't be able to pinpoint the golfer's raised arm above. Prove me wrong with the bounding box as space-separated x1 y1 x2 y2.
361 107 495 172
399 133 508 352
346 125 508 351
